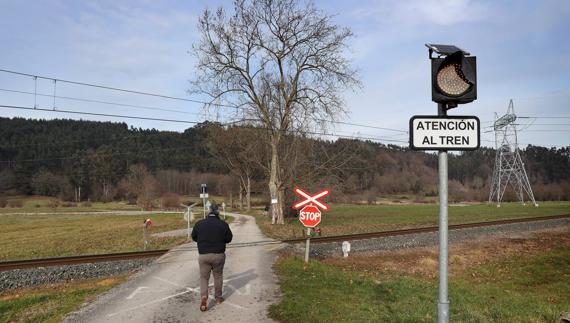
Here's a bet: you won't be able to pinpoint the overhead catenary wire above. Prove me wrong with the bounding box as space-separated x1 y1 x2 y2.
0 88 203 116
0 104 409 144
0 68 409 134
0 68 233 107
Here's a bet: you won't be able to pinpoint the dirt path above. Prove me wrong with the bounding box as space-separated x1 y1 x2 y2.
64 213 282 323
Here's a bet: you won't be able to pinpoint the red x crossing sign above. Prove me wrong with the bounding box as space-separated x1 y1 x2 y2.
292 187 330 212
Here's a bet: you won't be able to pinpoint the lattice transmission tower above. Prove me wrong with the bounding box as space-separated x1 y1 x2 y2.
489 100 538 207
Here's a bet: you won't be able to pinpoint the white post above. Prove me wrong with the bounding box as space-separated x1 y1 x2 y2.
304 228 311 263
187 206 191 239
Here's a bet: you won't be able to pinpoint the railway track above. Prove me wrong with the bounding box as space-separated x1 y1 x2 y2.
285 213 570 244
1 214 568 271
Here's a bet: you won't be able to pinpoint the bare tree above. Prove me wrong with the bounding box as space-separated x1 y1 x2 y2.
207 125 264 211
192 0 359 224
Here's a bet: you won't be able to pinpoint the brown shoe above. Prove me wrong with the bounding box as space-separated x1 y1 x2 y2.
215 297 224 305
200 296 208 312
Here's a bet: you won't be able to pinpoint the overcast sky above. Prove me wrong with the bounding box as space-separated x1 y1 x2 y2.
0 0 569 148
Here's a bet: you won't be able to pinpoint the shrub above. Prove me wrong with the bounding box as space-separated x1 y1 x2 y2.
0 198 7 208
8 200 23 208
161 192 181 209
47 200 60 210
81 201 92 207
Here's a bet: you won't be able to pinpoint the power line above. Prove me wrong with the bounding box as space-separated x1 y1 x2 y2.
0 88 203 116
0 105 207 126
0 68 409 133
518 116 570 119
0 68 232 107
313 119 407 133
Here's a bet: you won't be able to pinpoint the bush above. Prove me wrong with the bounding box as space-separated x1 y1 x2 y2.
81 201 92 207
47 200 60 210
62 202 77 208
161 192 180 209
8 200 23 208
0 198 7 208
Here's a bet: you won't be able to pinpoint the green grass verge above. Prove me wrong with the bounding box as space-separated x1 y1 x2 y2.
250 201 570 239
0 212 190 261
270 246 570 322
0 275 128 323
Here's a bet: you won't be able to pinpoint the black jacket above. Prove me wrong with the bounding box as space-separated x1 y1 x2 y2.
191 214 233 254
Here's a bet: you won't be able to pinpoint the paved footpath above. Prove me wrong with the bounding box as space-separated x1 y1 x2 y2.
65 213 282 323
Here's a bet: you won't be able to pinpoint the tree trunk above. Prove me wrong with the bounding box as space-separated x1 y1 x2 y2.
269 138 284 224
246 176 251 211
239 187 243 209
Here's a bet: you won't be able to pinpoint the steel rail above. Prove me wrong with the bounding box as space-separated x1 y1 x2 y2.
1 214 568 271
0 249 168 271
283 213 570 244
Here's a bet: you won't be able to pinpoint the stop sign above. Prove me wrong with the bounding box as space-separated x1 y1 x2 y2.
299 205 321 227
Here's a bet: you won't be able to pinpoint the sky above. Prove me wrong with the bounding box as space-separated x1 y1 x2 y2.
0 0 569 148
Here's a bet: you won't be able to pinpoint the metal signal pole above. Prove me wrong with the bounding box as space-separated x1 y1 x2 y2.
437 103 449 323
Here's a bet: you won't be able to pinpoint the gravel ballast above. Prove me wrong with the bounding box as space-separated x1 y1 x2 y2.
0 258 156 292
294 217 570 258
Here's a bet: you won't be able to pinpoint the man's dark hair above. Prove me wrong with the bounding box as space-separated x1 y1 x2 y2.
209 203 219 215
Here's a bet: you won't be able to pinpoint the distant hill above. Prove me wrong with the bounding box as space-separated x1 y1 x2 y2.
0 117 568 203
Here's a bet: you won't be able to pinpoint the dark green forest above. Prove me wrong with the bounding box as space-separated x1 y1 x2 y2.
0 117 568 204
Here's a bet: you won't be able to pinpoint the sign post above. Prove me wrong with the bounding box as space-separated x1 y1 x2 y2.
299 204 321 263
182 202 198 239
200 184 208 219
411 112 481 323
293 187 329 263
418 43 478 323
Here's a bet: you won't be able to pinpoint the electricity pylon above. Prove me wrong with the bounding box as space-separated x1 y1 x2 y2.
489 100 538 207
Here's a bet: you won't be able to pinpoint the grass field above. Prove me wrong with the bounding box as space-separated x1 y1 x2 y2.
269 229 570 322
0 275 128 323
0 212 192 261
0 196 141 214
251 201 570 239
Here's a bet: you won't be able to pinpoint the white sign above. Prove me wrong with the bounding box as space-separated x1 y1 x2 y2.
271 198 278 204
200 193 209 199
410 116 480 151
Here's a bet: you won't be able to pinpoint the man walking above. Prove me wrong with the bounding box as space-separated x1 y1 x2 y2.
191 203 233 312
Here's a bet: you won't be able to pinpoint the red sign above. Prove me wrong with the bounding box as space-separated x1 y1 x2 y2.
299 205 321 228
292 187 330 212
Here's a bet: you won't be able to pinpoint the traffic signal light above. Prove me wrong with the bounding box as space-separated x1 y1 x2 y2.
426 44 477 106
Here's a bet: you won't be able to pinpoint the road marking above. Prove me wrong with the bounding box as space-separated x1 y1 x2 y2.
108 289 193 318
126 286 150 300
153 276 186 288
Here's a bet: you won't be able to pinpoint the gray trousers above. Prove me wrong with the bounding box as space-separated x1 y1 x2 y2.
198 253 226 298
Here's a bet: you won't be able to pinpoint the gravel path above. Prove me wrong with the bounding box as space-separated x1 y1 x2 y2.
63 213 282 323
296 217 570 258
0 258 156 292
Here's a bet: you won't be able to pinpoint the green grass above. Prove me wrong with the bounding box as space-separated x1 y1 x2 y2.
0 195 141 214
0 212 191 261
0 275 128 323
251 201 570 239
270 246 570 322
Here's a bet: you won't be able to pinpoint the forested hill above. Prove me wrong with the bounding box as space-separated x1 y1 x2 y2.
0 117 568 202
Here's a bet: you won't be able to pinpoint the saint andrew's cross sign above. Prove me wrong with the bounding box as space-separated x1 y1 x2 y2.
292 187 330 212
